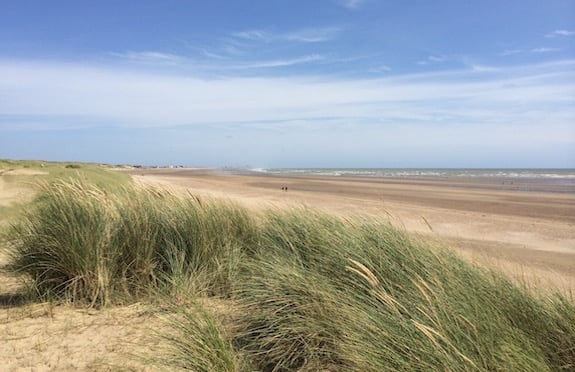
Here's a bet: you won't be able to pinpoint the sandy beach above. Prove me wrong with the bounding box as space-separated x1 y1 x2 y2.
129 168 575 292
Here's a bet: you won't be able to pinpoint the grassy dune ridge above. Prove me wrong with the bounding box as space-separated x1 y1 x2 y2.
6 179 575 370
0 160 130 225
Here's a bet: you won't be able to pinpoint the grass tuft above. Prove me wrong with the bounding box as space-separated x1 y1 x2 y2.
155 300 241 372
8 180 257 306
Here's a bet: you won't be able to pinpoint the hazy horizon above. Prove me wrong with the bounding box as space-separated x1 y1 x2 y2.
6 159 575 172
1 1 574 168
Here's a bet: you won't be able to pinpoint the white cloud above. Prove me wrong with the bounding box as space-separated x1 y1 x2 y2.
232 27 341 43
546 30 575 38
469 64 500 72
234 54 324 69
221 43 244 56
199 27 341 62
369 65 392 73
110 51 184 64
200 49 227 59
110 48 324 71
340 0 365 9
417 55 447 65
2 58 573 166
500 49 522 56
0 59 573 140
284 27 341 42
531 47 560 53
428 55 446 62
232 30 271 42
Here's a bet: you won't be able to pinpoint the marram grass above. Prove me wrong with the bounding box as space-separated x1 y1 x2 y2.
154 300 241 372
234 210 575 371
7 180 575 370
8 180 257 305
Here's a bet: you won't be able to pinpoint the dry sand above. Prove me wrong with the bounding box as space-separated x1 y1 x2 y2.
0 177 34 208
129 168 575 293
0 295 159 371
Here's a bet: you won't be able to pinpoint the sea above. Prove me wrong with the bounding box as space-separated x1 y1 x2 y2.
245 168 575 180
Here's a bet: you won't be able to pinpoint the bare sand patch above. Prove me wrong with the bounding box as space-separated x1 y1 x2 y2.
1 250 164 371
2 169 48 176
0 174 40 207
0 302 162 371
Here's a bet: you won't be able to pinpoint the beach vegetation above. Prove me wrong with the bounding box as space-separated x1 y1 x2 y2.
153 299 244 372
4 177 575 370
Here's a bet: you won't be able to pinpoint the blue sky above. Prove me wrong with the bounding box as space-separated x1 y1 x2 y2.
1 0 574 168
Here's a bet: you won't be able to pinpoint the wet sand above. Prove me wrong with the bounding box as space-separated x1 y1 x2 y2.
128 168 575 292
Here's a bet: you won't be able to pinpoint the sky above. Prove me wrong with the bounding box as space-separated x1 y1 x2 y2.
1 0 574 168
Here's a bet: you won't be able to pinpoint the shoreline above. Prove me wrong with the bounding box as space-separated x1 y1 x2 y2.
134 167 575 194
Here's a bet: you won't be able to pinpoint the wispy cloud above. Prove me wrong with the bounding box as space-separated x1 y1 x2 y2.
200 49 227 59
369 65 392 73
232 27 341 44
110 51 185 64
2 59 573 132
469 64 500 72
499 45 561 57
546 29 575 38
285 27 342 42
220 43 244 56
110 48 325 72
428 55 446 62
340 0 365 9
232 30 271 42
417 55 447 65
233 54 324 69
500 49 522 56
197 27 341 63
2 58 574 166
531 47 560 53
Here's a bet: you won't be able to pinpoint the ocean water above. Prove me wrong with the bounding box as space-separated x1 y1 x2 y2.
246 168 575 180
